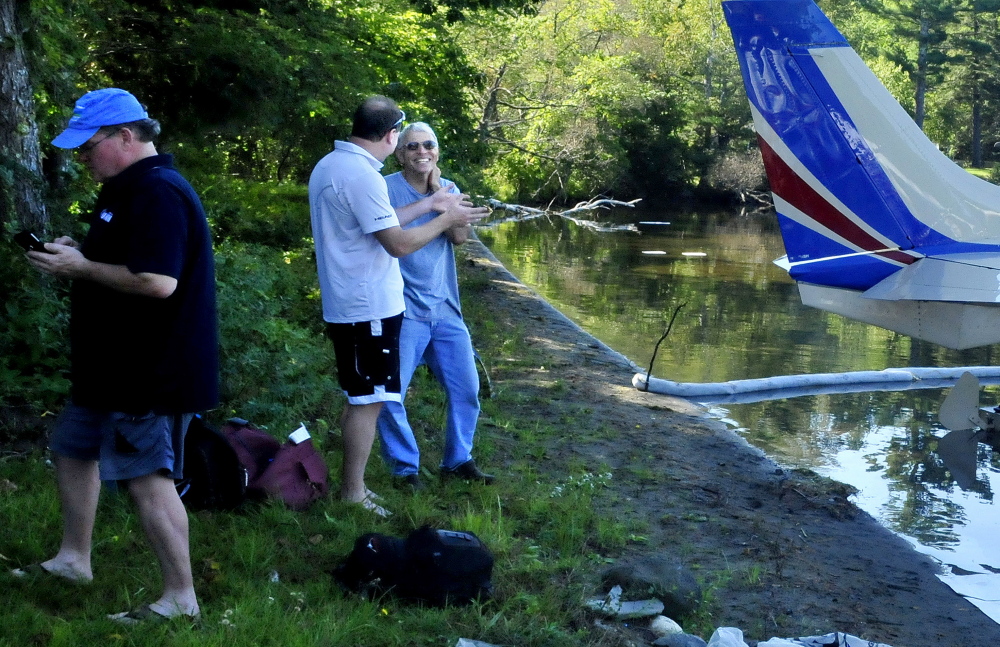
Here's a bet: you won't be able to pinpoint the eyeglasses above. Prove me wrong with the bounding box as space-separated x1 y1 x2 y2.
404 140 438 151
391 110 406 131
78 127 121 154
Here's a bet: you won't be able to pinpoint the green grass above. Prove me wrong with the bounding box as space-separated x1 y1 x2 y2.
0 451 621 646
0 249 715 646
0 284 632 646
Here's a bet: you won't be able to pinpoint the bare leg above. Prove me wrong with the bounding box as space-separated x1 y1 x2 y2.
39 455 98 582
339 402 383 502
125 473 199 617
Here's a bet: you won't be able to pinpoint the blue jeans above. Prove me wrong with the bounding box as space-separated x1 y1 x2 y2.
377 315 481 476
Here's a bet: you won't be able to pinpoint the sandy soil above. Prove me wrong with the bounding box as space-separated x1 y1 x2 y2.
462 240 1000 647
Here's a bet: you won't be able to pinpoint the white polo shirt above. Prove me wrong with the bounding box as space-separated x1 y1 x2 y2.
309 140 404 323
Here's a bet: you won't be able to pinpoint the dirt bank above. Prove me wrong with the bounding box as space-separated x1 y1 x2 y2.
462 239 1000 647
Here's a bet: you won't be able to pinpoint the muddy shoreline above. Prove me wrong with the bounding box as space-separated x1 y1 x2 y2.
463 239 1000 647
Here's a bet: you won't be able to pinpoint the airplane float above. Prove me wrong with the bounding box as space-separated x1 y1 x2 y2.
633 0 1000 399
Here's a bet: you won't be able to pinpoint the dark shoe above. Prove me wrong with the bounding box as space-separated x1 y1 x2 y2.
440 460 495 484
393 474 425 491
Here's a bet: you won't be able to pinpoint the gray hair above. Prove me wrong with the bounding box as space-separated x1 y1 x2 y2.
103 118 161 143
398 122 438 145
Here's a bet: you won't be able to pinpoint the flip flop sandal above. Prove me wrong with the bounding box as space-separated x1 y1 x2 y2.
10 563 91 583
359 494 391 518
10 563 48 578
108 604 200 625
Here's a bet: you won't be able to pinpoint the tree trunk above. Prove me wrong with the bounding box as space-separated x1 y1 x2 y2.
0 0 48 233
480 62 507 142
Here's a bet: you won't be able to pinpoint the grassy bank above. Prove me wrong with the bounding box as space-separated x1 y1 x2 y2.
0 243 685 647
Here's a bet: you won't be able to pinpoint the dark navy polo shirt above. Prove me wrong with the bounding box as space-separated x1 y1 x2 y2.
70 154 219 414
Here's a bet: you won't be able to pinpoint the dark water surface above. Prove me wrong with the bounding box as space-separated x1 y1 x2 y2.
477 207 1000 621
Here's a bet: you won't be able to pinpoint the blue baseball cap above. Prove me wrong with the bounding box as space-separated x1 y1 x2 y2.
52 88 149 149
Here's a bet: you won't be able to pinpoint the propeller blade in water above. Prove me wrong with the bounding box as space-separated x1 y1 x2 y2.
936 429 981 491
939 371 981 431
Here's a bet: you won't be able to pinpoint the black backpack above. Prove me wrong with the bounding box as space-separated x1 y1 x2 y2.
175 415 248 510
334 526 494 606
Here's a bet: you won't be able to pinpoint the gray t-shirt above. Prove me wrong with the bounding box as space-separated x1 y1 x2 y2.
384 172 462 321
309 141 403 323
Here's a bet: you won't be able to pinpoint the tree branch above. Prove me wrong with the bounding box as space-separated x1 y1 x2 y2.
477 197 642 233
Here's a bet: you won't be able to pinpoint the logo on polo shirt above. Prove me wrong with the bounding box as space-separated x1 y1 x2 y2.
100 209 113 223
373 212 394 222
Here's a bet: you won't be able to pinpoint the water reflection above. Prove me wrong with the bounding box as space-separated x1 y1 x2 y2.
478 208 1000 620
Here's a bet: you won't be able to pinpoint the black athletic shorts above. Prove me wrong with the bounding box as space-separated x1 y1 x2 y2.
325 313 403 405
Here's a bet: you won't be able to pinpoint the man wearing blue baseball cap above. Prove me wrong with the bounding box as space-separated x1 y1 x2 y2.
18 88 218 624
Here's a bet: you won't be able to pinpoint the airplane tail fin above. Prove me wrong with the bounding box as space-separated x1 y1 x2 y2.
723 0 1000 291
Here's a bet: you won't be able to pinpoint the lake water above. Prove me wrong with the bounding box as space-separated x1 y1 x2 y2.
477 207 1000 623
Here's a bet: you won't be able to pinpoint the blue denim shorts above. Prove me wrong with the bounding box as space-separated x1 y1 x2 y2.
49 403 193 481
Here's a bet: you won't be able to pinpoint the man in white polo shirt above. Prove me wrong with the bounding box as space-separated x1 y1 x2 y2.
309 96 487 516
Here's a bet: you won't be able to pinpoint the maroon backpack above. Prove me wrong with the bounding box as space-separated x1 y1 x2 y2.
222 418 330 511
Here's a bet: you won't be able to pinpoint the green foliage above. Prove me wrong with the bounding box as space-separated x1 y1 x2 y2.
989 163 1000 183
213 240 337 430
407 0 541 23
615 98 696 198
56 0 489 188
0 240 71 442
200 177 312 250
457 0 755 203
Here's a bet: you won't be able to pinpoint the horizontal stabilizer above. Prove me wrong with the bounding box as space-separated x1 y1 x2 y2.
799 283 1000 349
863 254 1000 303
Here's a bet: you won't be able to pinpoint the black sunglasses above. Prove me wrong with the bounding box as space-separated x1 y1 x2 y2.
390 110 406 131
404 140 438 151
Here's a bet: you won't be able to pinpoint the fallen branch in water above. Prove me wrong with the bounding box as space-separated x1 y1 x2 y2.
477 197 642 233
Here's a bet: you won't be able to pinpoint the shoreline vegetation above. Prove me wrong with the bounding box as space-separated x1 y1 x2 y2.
3 239 1000 646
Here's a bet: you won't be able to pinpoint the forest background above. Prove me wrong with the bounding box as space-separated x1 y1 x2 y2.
4 0 1000 444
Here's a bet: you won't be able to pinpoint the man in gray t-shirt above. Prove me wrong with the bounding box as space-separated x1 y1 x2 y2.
377 122 495 490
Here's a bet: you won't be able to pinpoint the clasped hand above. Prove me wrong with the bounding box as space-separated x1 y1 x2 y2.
430 188 489 227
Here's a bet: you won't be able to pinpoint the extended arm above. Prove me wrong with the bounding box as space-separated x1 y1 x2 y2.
393 186 471 227
375 202 488 257
27 243 177 298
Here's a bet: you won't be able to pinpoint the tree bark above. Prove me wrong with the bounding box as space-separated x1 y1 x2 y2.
0 0 48 232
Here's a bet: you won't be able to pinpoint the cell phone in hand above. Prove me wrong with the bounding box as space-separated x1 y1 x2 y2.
14 231 49 253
